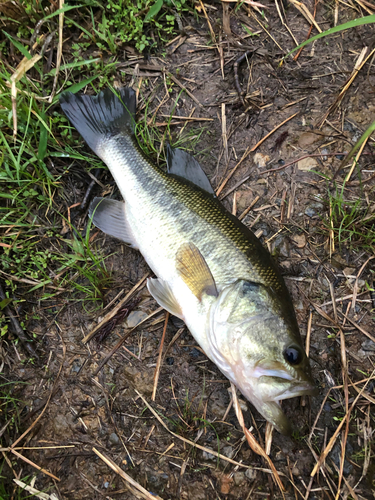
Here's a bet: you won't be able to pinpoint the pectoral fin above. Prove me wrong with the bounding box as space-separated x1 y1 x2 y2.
147 278 184 320
176 243 218 301
89 197 138 249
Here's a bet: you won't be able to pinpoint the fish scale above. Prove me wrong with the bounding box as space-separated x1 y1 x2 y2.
60 87 316 434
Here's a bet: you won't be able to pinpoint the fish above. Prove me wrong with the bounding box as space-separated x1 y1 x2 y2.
59 87 316 434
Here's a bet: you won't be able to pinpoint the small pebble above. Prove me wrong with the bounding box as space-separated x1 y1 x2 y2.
109 432 120 445
245 468 257 481
125 310 148 328
190 348 201 359
320 148 328 161
202 450 216 461
222 445 234 459
233 472 245 486
253 152 270 168
305 202 323 217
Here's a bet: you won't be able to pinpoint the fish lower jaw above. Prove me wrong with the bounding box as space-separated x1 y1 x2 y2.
272 383 318 402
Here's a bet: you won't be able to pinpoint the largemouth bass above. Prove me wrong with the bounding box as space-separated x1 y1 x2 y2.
60 87 315 434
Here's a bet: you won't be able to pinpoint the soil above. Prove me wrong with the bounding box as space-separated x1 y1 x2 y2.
1 2 375 499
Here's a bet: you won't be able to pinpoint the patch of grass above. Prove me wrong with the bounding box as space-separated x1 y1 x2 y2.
325 183 375 252
136 86 207 165
0 2 207 334
62 0 189 54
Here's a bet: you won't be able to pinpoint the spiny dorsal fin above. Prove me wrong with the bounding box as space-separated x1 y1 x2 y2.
166 144 214 195
176 242 218 301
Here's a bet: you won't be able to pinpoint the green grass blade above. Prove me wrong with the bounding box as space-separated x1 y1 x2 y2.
284 15 375 59
344 119 375 164
144 0 164 22
48 58 101 76
43 3 85 20
2 31 32 60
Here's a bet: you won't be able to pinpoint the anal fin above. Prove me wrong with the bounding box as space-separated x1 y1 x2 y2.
147 278 184 320
89 197 138 249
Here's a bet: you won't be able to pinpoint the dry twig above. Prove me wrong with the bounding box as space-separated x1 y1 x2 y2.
152 312 169 401
93 447 163 500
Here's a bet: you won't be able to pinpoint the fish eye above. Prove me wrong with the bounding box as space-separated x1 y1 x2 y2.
283 346 303 365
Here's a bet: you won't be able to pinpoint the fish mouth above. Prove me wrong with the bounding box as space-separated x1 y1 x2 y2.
258 375 317 402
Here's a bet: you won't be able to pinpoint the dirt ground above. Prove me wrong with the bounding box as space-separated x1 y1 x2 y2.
1 2 375 499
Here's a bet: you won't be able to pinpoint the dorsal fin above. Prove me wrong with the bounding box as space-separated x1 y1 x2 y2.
166 144 214 195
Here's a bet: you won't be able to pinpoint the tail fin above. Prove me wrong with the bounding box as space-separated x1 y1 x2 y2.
59 87 136 156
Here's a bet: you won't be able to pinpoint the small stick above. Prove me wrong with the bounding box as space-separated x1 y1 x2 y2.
93 307 163 375
238 195 260 221
329 282 338 323
93 447 163 500
261 153 338 174
49 0 64 103
178 107 195 138
335 328 349 499
264 422 273 455
80 168 103 211
162 327 185 361
339 311 375 344
287 181 296 220
135 390 253 469
248 7 285 53
352 256 375 311
216 147 252 196
234 51 253 105
344 135 369 183
274 0 299 47
152 312 169 401
218 31 224 79
161 114 213 121
311 370 375 477
305 310 313 358
221 103 228 165
222 397 233 421
293 0 318 61
231 383 285 492
10 449 60 481
232 192 237 216
0 283 38 359
142 424 155 450
250 112 299 152
198 0 216 43
288 0 322 33
167 72 203 107
83 273 149 343
319 47 375 127
279 189 287 223
10 54 42 138
219 174 251 200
